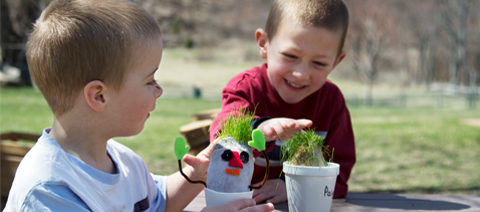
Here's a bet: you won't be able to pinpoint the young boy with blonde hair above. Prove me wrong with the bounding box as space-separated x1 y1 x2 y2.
4 0 274 211
210 0 355 203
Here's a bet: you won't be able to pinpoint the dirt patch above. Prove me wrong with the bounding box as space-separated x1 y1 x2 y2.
462 119 480 127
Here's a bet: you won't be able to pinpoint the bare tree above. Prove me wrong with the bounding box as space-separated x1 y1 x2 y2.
439 0 470 87
401 0 442 90
345 0 398 106
3 0 478 92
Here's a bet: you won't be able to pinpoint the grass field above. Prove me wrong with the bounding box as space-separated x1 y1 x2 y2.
1 86 479 195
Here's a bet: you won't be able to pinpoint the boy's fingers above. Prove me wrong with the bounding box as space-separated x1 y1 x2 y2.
265 193 286 204
252 192 269 204
242 203 274 212
196 138 218 159
296 119 312 128
282 120 296 128
227 199 274 212
182 154 200 167
226 198 256 209
271 124 284 136
262 126 276 141
205 138 218 153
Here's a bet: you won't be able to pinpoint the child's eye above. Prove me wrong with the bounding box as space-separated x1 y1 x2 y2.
313 61 327 67
147 79 157 85
283 53 298 59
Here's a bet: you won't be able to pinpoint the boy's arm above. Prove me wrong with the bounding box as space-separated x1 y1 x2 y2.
165 140 215 212
255 118 312 141
165 168 206 212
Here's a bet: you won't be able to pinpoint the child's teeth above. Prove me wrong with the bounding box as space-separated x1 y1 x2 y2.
287 80 304 88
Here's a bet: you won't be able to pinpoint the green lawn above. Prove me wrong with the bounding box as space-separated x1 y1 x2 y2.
349 107 480 195
1 86 479 195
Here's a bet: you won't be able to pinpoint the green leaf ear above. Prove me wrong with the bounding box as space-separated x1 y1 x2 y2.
174 137 190 160
248 129 266 151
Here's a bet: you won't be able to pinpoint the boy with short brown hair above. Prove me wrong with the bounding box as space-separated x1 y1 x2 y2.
210 0 355 203
4 0 274 211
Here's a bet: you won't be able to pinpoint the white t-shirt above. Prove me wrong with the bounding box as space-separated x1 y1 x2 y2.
4 128 167 212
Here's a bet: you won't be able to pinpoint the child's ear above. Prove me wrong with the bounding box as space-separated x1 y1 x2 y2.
255 28 268 59
84 80 107 112
332 50 346 69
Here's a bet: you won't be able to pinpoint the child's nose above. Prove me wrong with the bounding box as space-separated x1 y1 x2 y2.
154 84 163 99
292 63 310 80
228 151 244 169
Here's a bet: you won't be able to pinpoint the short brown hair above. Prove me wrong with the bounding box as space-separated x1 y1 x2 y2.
265 0 349 56
27 0 161 115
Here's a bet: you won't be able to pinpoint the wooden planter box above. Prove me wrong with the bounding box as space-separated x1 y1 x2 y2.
1 132 39 198
190 108 222 122
179 108 221 155
179 119 212 155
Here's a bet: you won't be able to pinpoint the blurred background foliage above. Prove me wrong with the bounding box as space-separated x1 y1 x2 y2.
2 0 480 103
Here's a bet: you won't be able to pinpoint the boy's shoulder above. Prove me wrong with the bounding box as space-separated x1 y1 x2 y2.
4 129 74 210
226 63 268 89
7 130 141 192
323 79 342 93
14 129 66 181
5 130 154 211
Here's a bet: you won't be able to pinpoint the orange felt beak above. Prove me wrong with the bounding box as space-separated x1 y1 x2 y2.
226 168 241 176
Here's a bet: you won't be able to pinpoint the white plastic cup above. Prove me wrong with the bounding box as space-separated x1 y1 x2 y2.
283 162 340 212
204 187 254 207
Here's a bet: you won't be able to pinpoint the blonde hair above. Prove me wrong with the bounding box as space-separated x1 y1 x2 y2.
265 0 349 56
27 0 161 115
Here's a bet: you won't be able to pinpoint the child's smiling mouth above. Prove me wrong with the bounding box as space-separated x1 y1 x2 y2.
285 79 306 89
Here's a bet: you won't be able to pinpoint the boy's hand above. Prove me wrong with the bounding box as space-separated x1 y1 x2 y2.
200 199 274 212
182 139 218 181
252 179 287 204
257 118 312 141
